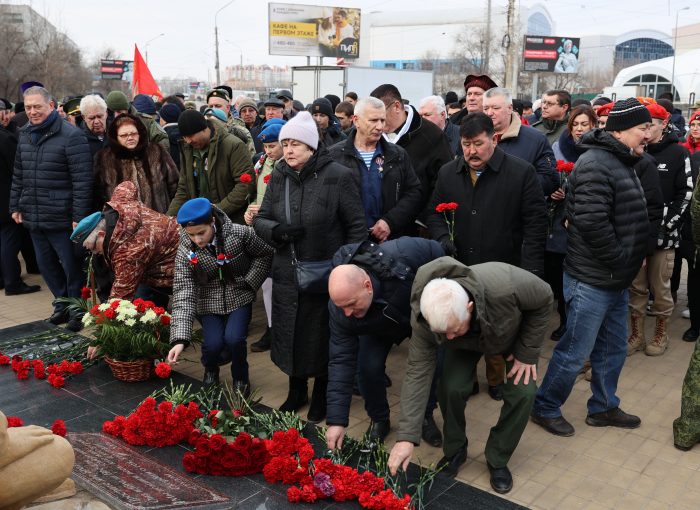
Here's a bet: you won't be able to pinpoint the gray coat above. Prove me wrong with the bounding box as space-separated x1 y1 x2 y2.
397 258 553 445
253 149 367 377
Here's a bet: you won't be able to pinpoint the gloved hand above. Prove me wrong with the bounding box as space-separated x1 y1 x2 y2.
440 238 457 257
272 224 306 243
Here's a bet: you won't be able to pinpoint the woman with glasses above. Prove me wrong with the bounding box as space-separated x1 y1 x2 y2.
680 110 700 155
93 113 179 212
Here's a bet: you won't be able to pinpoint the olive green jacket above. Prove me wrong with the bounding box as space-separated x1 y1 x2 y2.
396 257 553 445
166 121 254 224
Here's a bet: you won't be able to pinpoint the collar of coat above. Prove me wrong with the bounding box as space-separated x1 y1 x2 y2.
455 146 506 175
499 112 522 141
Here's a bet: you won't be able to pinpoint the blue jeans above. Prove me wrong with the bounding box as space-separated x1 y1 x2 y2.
200 304 252 383
30 229 84 314
533 272 629 418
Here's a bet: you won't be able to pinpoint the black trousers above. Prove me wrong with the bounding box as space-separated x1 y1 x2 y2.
544 251 566 324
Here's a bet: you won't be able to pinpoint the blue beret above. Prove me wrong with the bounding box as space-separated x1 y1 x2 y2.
258 119 287 143
204 107 228 123
177 198 213 226
70 212 103 243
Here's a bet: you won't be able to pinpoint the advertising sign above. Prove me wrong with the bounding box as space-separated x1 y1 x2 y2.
100 59 134 81
269 3 360 59
523 36 580 73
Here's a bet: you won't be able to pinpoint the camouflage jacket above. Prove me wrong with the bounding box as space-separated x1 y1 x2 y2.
104 181 180 299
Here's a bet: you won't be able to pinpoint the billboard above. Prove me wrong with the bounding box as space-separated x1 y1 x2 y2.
100 59 134 81
523 36 580 73
269 3 360 59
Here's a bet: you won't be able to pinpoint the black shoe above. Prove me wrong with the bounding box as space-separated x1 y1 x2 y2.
307 377 327 423
250 327 272 352
367 420 391 443
471 380 479 396
682 328 699 342
421 415 443 447
4 282 41 296
203 366 220 387
488 384 503 401
487 463 513 494
279 377 308 413
436 444 467 478
530 413 575 437
550 323 566 341
47 309 70 325
65 316 84 332
232 380 251 399
585 407 640 429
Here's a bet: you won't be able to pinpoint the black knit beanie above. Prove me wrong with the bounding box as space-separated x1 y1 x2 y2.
178 109 208 136
605 98 652 132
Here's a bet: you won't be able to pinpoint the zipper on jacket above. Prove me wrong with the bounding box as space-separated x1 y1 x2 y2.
382 307 399 324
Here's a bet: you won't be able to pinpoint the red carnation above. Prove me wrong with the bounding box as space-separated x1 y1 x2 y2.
110 300 121 309
240 173 253 184
51 419 67 437
217 253 226 261
81 287 92 299
69 361 84 375
263 174 271 184
6 416 23 427
0 354 10 365
48 374 65 388
153 306 165 316
103 308 116 320
160 315 171 326
155 362 171 379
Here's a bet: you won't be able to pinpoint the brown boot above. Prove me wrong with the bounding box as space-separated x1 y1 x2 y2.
646 316 669 356
627 313 645 355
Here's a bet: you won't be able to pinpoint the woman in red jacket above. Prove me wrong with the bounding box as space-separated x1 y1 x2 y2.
681 110 700 154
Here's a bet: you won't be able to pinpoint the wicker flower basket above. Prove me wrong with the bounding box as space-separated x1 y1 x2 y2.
104 356 153 382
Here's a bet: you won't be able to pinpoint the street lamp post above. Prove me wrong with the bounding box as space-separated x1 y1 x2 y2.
670 6 689 102
215 0 235 85
145 33 165 64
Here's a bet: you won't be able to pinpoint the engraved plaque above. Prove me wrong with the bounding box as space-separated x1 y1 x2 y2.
69 432 231 510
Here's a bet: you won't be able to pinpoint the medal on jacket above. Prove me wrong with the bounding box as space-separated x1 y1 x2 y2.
188 251 198 265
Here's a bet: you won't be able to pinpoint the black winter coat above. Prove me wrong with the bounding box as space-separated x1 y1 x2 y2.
679 153 700 259
253 148 367 378
0 126 18 223
162 123 182 170
392 106 453 224
634 153 664 256
646 130 693 249
326 237 444 427
82 124 108 161
328 133 423 238
564 129 648 290
427 148 547 275
10 113 93 231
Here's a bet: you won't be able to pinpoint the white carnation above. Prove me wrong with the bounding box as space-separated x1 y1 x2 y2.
125 318 136 327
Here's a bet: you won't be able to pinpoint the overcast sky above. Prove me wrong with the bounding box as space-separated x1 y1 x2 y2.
11 0 700 80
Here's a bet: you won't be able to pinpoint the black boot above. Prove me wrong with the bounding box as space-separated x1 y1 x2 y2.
279 377 308 412
250 326 272 352
203 366 220 387
307 376 327 423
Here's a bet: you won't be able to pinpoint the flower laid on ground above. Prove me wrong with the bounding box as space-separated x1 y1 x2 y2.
1 352 84 388
51 419 67 437
102 397 202 447
155 362 172 379
183 430 269 476
6 416 24 427
435 202 459 242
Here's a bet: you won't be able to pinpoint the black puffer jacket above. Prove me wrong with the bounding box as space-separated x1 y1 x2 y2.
328 133 423 238
563 129 648 290
326 237 444 427
634 153 664 256
0 125 18 223
253 148 367 378
10 112 93 230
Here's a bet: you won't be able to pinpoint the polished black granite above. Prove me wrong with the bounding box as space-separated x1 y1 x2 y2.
0 321 528 510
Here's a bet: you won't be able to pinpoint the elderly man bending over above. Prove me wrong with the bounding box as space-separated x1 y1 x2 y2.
388 258 552 494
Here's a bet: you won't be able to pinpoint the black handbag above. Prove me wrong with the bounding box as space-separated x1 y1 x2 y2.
285 176 333 293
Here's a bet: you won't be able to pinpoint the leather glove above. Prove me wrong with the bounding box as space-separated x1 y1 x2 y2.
440 238 457 257
272 224 306 243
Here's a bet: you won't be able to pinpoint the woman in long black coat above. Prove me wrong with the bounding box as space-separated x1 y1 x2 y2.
253 111 366 423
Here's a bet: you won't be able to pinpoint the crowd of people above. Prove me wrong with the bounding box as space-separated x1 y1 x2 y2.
2 74 700 495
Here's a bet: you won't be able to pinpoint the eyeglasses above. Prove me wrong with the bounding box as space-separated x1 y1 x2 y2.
118 132 139 139
541 101 560 108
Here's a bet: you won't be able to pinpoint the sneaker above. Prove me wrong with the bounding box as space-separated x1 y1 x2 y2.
585 407 640 429
682 309 690 319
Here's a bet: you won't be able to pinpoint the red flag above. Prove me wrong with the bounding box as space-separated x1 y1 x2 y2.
132 44 162 99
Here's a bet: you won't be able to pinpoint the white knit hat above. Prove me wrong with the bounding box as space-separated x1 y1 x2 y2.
278 111 319 150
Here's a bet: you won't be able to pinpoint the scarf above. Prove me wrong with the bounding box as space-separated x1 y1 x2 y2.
27 110 59 144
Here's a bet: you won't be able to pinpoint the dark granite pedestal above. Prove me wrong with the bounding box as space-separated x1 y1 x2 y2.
0 321 528 510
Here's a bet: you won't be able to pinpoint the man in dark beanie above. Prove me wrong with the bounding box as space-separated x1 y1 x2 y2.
166 110 254 225
531 97 651 437
311 97 346 147
159 103 183 168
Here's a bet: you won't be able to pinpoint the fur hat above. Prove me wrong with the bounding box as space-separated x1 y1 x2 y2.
605 98 652 132
278 111 318 150
463 74 498 92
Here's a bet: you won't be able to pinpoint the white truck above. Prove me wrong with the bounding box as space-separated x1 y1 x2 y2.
290 65 434 106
